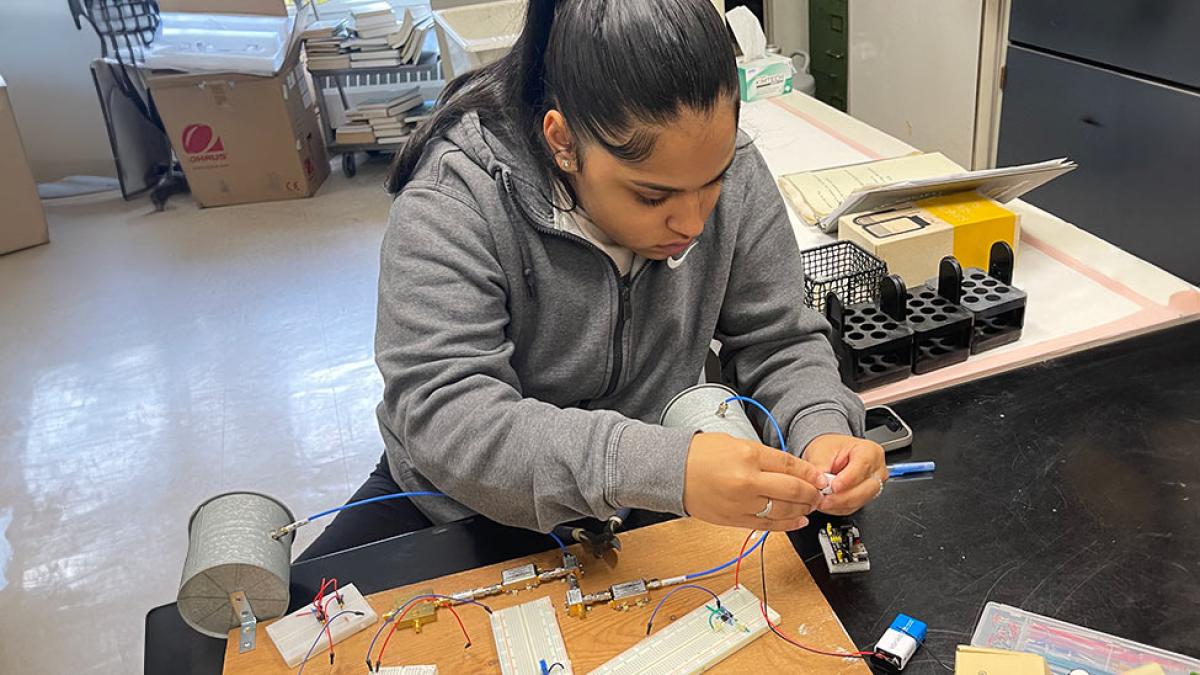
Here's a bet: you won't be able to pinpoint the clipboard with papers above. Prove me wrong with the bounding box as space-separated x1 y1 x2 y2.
777 153 1077 233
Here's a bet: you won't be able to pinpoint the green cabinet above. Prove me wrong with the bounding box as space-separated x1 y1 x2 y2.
809 0 848 111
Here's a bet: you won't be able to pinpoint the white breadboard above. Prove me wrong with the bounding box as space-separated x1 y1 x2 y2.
489 596 573 675
375 667 438 675
588 586 778 675
265 583 378 668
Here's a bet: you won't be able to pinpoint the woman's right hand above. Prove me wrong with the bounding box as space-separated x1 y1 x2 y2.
682 432 829 531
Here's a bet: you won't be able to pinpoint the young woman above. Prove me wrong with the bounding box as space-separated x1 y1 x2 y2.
299 0 886 560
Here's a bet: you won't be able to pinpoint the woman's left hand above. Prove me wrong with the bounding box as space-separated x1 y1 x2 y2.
802 434 887 515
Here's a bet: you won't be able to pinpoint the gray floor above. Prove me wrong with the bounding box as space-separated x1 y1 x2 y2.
0 162 396 674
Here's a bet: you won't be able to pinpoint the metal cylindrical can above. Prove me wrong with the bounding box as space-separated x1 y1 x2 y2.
659 383 760 442
177 492 294 638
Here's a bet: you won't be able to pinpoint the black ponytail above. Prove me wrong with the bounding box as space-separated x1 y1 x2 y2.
385 0 737 195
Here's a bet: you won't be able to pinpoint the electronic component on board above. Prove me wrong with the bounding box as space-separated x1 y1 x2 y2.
501 563 541 593
389 588 438 633
818 521 870 574
609 579 651 610
565 575 586 619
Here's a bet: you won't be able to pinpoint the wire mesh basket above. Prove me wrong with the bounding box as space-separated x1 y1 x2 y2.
801 241 888 314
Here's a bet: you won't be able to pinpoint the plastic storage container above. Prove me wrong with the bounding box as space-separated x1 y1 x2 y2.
973 602 1200 675
146 12 298 76
432 0 525 79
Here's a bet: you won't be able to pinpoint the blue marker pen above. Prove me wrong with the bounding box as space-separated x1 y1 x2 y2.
887 461 935 478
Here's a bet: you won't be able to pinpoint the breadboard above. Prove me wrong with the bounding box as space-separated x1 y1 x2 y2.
588 586 778 675
376 667 439 675
490 596 573 675
264 583 378 667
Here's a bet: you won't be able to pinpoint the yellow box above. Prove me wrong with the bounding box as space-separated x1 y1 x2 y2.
838 192 1019 286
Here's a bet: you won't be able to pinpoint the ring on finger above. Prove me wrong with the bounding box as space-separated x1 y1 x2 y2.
755 498 774 518
873 476 885 499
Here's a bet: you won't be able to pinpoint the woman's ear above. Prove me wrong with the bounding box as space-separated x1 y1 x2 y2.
543 109 578 172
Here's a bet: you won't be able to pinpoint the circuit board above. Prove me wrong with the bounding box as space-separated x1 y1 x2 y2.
818 522 870 574
264 583 378 668
589 585 778 675
489 596 573 675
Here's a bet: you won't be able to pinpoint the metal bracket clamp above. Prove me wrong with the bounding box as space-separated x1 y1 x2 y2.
230 591 257 653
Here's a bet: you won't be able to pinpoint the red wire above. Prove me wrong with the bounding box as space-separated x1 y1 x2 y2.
320 593 344 657
759 600 874 658
733 530 756 587
443 605 471 647
311 579 343 661
375 600 474 668
754 537 875 659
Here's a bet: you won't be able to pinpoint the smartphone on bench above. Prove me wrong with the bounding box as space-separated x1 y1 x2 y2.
864 405 913 451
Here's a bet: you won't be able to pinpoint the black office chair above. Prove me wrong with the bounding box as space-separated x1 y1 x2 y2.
70 0 187 209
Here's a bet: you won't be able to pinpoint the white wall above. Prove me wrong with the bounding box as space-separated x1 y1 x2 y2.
847 0 984 167
766 0 809 57
0 1 116 181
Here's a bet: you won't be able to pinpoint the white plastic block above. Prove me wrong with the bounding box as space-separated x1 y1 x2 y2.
265 583 378 668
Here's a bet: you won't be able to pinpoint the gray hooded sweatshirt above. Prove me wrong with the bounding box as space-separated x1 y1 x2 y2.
375 111 864 531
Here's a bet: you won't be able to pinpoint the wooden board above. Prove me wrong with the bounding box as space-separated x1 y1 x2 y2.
222 518 871 674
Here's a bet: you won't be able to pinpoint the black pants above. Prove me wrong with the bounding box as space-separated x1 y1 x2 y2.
296 454 673 562
295 454 434 562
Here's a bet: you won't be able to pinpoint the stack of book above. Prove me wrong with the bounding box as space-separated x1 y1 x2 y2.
335 123 377 146
342 88 425 145
302 19 351 71
345 7 435 69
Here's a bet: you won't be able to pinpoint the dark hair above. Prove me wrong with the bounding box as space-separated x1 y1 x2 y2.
385 0 738 195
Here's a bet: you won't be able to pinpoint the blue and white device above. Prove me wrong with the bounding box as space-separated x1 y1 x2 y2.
873 614 927 671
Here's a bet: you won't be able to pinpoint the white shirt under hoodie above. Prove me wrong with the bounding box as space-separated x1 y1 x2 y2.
551 179 647 277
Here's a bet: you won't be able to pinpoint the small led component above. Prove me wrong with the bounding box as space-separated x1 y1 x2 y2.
501 563 540 593
609 579 650 610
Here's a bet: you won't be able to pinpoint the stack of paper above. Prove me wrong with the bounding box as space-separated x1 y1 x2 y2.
303 18 351 71
345 88 424 144
776 153 1077 232
954 646 1049 674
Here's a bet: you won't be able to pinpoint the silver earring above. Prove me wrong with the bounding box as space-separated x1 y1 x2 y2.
561 159 571 169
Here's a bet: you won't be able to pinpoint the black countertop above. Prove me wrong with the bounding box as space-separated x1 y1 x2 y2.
146 320 1200 674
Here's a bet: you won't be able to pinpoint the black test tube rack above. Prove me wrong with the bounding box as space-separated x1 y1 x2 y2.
825 275 915 392
906 257 975 374
930 242 1027 354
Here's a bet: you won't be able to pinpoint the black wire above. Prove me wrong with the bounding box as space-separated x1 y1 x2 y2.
922 642 955 672
546 664 565 673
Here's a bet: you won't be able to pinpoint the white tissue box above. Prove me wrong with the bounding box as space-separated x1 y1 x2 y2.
736 53 794 102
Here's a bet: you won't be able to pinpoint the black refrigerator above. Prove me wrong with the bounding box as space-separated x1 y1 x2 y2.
998 1 1200 285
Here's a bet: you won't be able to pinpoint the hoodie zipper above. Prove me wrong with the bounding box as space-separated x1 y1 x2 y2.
499 170 647 402
602 277 633 399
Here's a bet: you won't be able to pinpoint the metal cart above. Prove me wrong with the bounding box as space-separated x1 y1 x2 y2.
309 52 443 178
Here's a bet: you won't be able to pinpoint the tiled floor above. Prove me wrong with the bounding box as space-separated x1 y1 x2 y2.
0 161 398 674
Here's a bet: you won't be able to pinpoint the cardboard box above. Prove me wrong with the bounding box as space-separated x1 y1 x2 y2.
838 192 1019 286
157 0 288 16
0 75 49 255
149 46 328 208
